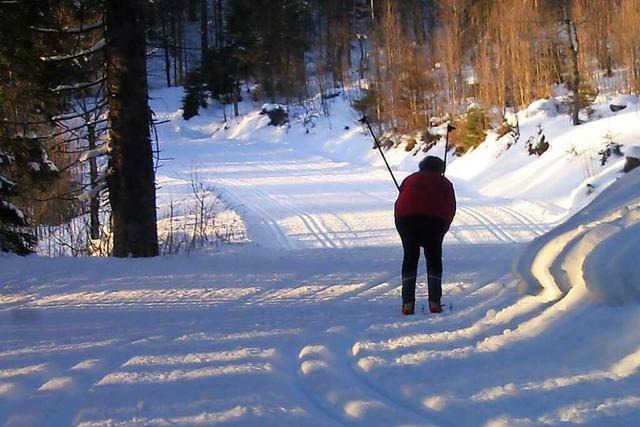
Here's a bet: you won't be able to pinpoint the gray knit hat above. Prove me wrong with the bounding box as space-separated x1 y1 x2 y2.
419 156 445 173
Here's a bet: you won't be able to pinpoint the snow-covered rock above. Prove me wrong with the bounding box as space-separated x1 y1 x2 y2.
625 145 640 159
610 94 640 112
321 88 341 99
259 103 288 126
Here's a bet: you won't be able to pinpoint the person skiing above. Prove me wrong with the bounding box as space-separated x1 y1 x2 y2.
394 156 456 315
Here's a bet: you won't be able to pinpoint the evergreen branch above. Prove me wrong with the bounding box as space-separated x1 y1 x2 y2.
31 20 104 34
40 38 106 62
52 77 106 92
11 119 108 141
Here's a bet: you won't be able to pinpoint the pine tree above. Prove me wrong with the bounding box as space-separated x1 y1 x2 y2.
227 0 311 101
0 153 36 255
0 1 61 255
182 70 208 120
105 0 159 257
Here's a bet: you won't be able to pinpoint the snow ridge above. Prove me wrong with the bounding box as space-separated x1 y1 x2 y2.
515 167 640 303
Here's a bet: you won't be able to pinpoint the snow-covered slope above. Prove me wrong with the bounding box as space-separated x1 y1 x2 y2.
1 88 640 426
150 87 563 249
161 86 638 217
516 167 640 304
447 96 639 213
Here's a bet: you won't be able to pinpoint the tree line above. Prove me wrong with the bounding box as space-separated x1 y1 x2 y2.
1 0 157 257
176 0 640 137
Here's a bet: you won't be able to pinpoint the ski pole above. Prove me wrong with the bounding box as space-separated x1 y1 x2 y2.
443 123 455 175
360 115 401 192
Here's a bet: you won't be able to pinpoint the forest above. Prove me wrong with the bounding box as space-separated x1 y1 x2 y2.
1 0 639 257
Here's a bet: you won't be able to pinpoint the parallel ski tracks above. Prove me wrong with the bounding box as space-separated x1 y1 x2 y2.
206 157 575 425
216 160 552 248
457 206 518 243
292 338 440 427
218 177 343 249
496 205 548 236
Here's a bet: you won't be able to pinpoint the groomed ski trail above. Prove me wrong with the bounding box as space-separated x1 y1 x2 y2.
4 91 640 426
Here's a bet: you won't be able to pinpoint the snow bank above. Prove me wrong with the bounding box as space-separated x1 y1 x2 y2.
525 98 558 117
610 94 640 110
515 167 640 304
446 95 640 211
626 145 640 159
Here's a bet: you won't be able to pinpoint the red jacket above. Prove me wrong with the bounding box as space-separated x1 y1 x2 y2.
394 171 456 225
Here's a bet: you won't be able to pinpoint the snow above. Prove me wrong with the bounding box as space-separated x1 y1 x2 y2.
525 98 558 117
0 175 15 191
31 21 103 34
26 162 41 172
1 87 640 426
51 102 108 122
28 149 58 173
610 94 640 108
78 144 109 163
1 200 25 221
77 182 107 203
626 145 640 159
515 167 640 304
52 80 104 93
40 39 106 62
260 103 287 113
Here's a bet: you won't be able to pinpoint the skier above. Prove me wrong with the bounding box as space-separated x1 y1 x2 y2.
394 156 456 315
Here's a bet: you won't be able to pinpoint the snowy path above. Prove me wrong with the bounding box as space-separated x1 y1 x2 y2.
159 135 557 251
0 246 518 427
2 96 640 426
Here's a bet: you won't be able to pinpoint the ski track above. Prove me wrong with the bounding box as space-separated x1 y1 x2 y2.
457 206 518 243
219 177 341 249
275 348 345 427
294 337 437 427
251 162 366 244
195 146 636 426
4 127 635 426
496 205 548 236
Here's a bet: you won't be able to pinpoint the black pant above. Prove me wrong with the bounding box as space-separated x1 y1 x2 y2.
395 215 447 304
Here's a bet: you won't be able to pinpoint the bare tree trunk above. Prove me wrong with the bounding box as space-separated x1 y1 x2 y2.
170 8 178 84
215 0 224 47
176 9 184 84
200 0 208 66
357 34 365 83
86 120 100 240
161 8 171 86
233 80 240 117
105 0 159 257
562 0 581 125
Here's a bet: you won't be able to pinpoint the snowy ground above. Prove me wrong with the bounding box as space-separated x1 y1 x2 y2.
1 89 640 426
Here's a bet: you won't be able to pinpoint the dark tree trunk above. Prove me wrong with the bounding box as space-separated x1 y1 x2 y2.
161 8 172 86
200 0 208 66
215 0 224 47
105 0 159 257
87 121 100 240
170 7 179 84
176 8 184 84
188 0 198 21
233 80 240 117
357 34 365 81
